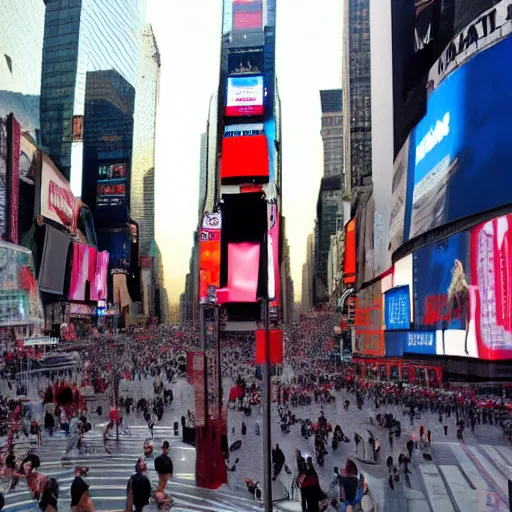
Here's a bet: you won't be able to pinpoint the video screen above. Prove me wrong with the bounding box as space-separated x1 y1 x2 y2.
225 75 264 117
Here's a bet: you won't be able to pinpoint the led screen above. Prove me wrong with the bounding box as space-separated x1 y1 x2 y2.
225 76 264 117
221 135 269 180
96 163 127 208
233 10 262 31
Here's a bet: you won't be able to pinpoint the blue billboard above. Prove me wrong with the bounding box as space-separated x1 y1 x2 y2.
413 231 470 331
406 35 512 240
384 285 410 330
385 331 436 357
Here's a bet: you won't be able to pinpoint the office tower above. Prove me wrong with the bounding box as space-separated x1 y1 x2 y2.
0 0 45 138
40 0 141 193
320 89 343 179
131 23 160 255
343 0 372 192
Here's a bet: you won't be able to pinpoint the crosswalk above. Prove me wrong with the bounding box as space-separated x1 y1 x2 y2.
2 424 264 511
420 442 512 512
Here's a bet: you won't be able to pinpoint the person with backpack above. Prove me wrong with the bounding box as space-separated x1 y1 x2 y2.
126 458 151 512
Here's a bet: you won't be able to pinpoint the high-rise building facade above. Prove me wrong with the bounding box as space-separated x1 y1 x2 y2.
131 23 160 255
40 0 141 193
301 231 315 312
342 0 372 193
198 132 207 220
0 0 45 139
320 89 343 179
314 90 343 306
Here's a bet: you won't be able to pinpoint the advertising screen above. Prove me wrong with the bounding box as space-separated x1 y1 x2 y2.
199 213 221 303
408 35 512 240
354 280 384 357
384 286 411 330
385 331 436 357
234 10 262 31
221 135 269 180
225 76 264 117
96 163 127 208
471 213 512 359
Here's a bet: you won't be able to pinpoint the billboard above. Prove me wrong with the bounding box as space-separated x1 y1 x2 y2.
408 35 512 240
269 203 280 307
385 331 436 357
225 76 264 117
234 10 262 31
384 285 411 330
199 213 221 303
221 135 269 179
40 152 77 232
96 163 127 208
354 280 384 357
471 213 512 359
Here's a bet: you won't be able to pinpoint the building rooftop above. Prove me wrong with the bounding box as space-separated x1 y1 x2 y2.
320 89 342 113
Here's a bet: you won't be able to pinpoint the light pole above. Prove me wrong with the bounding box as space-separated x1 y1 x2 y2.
262 219 273 512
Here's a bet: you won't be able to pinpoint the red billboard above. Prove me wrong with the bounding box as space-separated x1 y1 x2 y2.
234 10 262 31
344 218 356 284
221 135 269 180
471 213 512 360
354 280 384 357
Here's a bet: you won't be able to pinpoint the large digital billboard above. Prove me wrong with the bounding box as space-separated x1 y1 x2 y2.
408 35 512 240
221 135 269 180
225 76 264 117
96 163 127 208
411 211 512 360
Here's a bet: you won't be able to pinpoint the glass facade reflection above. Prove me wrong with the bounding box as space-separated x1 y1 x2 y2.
40 0 141 191
130 23 160 256
343 0 372 191
0 0 45 138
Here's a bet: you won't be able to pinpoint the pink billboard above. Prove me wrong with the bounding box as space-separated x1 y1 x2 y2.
269 204 280 308
69 244 109 302
471 213 512 360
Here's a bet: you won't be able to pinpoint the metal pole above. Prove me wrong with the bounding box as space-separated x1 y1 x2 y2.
262 226 273 511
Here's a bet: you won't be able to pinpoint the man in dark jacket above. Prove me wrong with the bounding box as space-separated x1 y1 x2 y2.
126 458 151 512
272 444 285 480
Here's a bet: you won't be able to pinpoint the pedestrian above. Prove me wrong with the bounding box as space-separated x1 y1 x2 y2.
71 466 93 512
125 457 151 512
154 441 173 510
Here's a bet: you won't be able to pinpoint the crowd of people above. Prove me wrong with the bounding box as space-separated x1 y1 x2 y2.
0 318 512 511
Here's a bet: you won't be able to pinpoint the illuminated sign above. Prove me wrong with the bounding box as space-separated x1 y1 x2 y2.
225 76 264 117
96 163 127 208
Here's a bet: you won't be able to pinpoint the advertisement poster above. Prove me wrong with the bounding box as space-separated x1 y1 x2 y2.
7 114 20 245
409 35 512 240
389 137 411 256
471 213 512 359
269 203 280 307
413 232 470 331
96 163 127 208
354 280 384 357
199 213 221 303
225 76 264 117
40 153 76 232
385 331 436 357
384 285 411 330
0 118 7 239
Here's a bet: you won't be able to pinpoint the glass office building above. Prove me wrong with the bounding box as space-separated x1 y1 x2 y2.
0 0 46 138
343 0 372 192
40 0 141 194
130 23 160 256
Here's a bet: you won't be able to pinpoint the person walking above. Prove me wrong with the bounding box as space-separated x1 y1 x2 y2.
125 458 151 512
154 441 173 511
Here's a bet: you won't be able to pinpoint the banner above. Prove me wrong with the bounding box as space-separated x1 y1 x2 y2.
471 213 512 359
269 203 280 307
385 331 436 357
40 152 76 232
384 285 411 330
354 280 384 357
408 35 512 241
199 213 221 303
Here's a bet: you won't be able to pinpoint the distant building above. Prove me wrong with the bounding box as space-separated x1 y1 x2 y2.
320 90 343 179
131 24 160 255
301 231 315 312
198 132 208 220
40 0 141 192
0 0 45 139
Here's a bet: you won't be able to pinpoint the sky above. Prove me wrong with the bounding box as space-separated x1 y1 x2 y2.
147 0 342 304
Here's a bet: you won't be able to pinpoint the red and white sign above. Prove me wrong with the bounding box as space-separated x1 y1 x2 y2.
40 153 77 231
225 76 264 117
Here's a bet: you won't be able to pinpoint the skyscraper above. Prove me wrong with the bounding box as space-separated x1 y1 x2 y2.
40 0 141 193
0 0 45 138
342 0 372 193
131 23 160 255
198 132 207 220
314 90 343 306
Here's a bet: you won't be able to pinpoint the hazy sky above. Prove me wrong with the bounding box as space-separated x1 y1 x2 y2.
147 0 342 304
